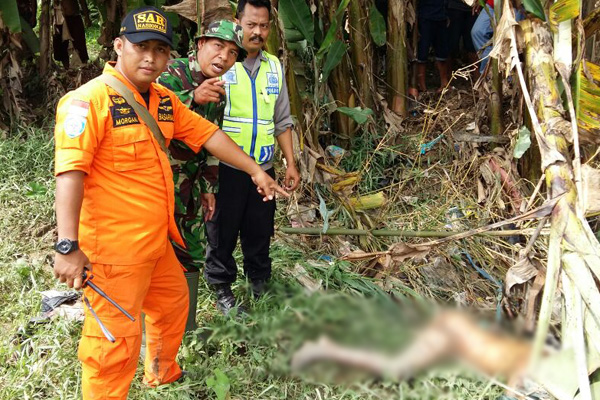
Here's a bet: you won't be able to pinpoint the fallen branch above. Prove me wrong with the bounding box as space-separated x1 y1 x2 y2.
452 132 510 143
280 195 560 245
279 227 540 238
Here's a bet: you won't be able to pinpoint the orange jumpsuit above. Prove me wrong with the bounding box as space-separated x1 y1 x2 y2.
54 63 219 399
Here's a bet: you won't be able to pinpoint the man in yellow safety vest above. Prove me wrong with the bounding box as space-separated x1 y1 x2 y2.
205 0 300 314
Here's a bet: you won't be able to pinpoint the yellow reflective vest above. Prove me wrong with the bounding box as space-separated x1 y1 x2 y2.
221 51 283 165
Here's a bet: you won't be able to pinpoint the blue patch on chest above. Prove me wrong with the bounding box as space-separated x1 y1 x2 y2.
222 68 237 85
259 145 274 163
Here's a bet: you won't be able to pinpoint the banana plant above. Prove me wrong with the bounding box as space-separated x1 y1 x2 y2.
507 0 600 398
0 0 25 129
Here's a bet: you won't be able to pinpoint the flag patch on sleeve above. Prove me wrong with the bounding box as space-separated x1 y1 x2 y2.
63 99 90 138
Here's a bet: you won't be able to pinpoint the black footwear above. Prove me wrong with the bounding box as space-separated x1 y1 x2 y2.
174 370 189 383
251 279 267 299
214 284 244 315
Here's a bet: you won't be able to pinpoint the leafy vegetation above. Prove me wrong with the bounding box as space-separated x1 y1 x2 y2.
0 126 508 399
1 0 600 398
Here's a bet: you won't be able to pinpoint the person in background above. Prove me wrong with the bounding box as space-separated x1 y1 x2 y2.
447 0 480 79
471 0 524 74
204 0 300 315
157 19 246 329
416 0 451 92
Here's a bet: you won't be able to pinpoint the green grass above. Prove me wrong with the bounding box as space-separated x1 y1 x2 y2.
0 126 505 399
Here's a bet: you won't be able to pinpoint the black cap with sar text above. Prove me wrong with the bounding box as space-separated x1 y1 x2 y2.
120 6 173 47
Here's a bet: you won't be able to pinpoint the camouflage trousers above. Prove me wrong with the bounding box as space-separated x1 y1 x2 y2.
172 212 207 273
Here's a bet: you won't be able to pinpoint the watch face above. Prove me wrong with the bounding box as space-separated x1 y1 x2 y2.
57 240 72 254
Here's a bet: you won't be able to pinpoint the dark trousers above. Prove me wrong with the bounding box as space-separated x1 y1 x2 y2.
447 8 477 56
417 17 449 62
204 164 275 285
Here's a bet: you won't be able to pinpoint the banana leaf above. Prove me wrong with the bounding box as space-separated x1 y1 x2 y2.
316 0 350 58
549 0 579 26
278 0 314 45
368 2 386 47
0 0 21 33
321 39 347 82
576 61 600 139
20 17 39 54
583 7 600 37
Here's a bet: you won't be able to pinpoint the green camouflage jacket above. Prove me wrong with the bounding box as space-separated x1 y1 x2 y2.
158 50 224 217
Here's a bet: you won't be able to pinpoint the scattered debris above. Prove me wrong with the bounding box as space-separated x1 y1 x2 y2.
29 290 83 324
287 264 322 294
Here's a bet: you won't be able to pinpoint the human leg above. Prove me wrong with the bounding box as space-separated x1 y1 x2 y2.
240 168 276 286
432 20 450 89
416 17 433 91
471 6 494 73
446 8 463 61
142 243 188 386
462 12 480 78
204 164 247 285
78 261 155 399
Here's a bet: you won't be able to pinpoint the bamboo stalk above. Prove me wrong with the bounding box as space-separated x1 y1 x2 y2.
490 59 503 135
490 0 503 135
348 0 373 112
279 227 538 237
325 0 353 140
387 0 408 117
269 3 306 144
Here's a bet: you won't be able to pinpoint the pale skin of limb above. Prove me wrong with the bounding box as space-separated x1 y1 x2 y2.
276 127 300 191
292 310 533 387
194 79 225 222
201 193 216 221
54 171 89 291
193 77 226 105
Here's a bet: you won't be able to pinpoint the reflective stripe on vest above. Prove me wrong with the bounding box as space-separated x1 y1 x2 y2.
222 51 283 164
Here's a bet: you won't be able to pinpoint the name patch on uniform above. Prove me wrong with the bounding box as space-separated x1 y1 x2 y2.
266 72 279 95
63 99 89 138
109 95 140 127
158 96 174 122
222 68 237 85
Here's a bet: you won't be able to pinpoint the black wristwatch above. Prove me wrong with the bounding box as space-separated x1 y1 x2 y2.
54 238 79 255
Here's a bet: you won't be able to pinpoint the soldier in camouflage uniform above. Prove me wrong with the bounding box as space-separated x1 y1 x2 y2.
157 20 246 276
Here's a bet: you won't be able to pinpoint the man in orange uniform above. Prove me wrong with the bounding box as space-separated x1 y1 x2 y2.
52 6 287 399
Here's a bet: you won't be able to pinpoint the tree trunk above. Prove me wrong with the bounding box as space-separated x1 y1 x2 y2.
387 0 408 117
348 0 374 114
268 1 306 143
38 0 51 75
323 0 353 141
201 0 233 29
266 0 282 56
98 0 125 60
